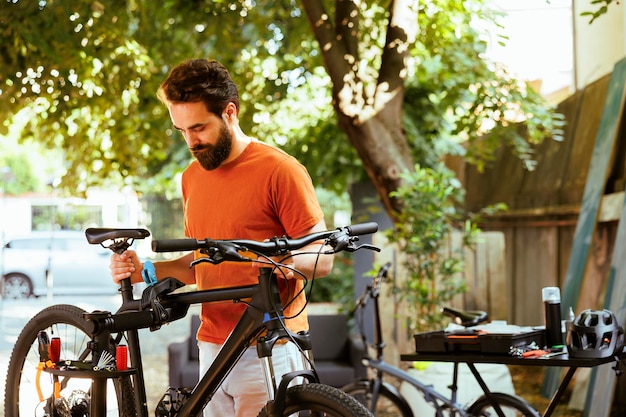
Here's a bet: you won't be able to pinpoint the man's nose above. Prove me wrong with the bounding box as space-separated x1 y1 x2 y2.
184 132 201 148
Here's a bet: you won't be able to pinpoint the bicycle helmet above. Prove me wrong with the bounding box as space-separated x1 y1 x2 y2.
567 309 624 358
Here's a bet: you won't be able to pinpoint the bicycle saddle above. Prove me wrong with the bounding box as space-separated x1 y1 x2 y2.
85 228 151 244
442 307 488 327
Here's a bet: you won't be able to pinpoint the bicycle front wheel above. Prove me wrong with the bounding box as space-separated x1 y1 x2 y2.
466 392 541 417
257 383 374 416
4 304 136 417
342 379 413 417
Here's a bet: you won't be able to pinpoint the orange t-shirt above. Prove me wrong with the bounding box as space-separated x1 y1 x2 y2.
181 141 324 344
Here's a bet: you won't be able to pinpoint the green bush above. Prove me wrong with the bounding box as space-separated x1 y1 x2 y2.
386 164 480 332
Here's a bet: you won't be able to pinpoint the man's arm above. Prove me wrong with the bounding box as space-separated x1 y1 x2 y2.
110 250 196 285
291 219 334 280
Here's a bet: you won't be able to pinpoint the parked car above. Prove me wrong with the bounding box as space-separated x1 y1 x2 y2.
0 230 119 299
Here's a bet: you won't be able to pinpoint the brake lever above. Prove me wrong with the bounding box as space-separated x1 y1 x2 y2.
190 257 221 267
350 243 381 253
191 242 249 267
325 241 381 254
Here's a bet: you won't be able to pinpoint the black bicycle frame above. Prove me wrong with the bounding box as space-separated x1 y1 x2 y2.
90 266 316 417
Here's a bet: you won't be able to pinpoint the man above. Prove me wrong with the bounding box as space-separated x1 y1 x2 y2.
109 58 333 416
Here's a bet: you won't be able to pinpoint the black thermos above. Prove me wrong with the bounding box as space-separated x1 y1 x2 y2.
542 287 563 349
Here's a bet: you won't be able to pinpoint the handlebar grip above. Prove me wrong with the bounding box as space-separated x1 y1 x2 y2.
152 238 199 252
346 222 378 236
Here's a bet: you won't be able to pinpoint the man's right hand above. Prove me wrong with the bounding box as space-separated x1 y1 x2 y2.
110 249 143 284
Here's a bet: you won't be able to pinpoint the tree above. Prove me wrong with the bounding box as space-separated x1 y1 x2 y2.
0 135 45 195
581 0 620 23
0 0 563 221
0 154 39 195
299 0 416 217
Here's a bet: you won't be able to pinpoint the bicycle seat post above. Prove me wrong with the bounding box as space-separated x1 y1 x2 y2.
371 283 386 360
119 277 135 303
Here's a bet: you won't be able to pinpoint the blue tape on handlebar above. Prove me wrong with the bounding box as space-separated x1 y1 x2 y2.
142 260 157 286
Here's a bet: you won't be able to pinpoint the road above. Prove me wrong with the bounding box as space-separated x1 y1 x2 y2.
0 294 198 417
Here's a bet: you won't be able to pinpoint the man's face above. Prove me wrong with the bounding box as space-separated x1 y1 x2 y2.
168 101 233 170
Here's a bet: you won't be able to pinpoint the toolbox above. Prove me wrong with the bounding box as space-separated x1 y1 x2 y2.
413 323 545 355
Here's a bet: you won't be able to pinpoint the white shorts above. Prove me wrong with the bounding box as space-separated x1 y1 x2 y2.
198 340 302 417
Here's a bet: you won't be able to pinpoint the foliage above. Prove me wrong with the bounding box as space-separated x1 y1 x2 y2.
0 135 45 195
307 252 354 307
0 153 38 195
581 0 620 23
0 0 319 195
141 195 185 240
403 0 565 171
250 67 362 195
0 0 564 199
385 164 479 332
0 0 565 312
260 0 565 190
306 188 354 304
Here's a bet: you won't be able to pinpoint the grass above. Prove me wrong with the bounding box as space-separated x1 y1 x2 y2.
509 365 583 417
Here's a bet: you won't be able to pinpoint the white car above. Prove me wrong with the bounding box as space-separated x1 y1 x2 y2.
0 230 120 299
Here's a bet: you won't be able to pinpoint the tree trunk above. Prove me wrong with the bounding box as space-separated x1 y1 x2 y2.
301 0 418 220
336 109 413 221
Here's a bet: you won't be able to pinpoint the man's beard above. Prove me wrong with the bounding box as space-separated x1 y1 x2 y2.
190 122 233 170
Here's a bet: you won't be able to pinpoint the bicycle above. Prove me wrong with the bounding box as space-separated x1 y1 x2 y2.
341 262 541 417
4 223 382 417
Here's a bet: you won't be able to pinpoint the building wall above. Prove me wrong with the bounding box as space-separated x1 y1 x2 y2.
573 0 626 90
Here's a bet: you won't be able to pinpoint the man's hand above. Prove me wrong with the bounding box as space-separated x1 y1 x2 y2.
110 249 143 284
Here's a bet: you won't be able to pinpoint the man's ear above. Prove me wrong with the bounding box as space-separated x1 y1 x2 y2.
223 102 238 123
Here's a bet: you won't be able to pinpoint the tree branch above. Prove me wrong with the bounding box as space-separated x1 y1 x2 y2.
376 0 418 115
300 0 349 84
335 0 359 60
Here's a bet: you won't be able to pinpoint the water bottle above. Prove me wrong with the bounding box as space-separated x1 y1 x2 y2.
542 287 563 350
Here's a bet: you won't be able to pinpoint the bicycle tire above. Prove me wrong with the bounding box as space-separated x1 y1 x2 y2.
466 392 541 417
341 379 413 417
4 304 136 417
257 383 374 416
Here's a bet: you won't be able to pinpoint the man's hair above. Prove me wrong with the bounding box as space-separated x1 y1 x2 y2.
157 59 240 115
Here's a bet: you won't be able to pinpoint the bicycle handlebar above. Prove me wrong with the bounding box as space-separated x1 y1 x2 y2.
151 222 379 260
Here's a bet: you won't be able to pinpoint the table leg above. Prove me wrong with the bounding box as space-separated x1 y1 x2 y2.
466 363 507 417
542 367 577 417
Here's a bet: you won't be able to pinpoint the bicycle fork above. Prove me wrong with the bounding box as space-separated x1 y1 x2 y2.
254 269 328 417
256 323 319 400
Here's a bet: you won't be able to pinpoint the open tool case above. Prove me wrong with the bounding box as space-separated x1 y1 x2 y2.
414 322 546 355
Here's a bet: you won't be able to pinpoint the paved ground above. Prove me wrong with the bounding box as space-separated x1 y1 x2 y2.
0 294 199 417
